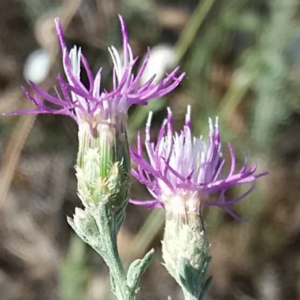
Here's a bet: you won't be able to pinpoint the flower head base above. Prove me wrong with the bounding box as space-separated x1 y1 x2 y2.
76 121 129 208
130 106 268 221
162 209 211 300
6 15 184 132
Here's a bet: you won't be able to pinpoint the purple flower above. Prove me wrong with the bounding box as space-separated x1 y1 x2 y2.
130 106 268 221
6 15 184 129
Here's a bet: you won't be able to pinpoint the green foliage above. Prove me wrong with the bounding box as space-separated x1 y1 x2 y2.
127 249 155 294
60 236 89 300
68 201 154 300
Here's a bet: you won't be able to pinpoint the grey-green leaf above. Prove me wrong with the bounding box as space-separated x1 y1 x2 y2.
127 248 155 291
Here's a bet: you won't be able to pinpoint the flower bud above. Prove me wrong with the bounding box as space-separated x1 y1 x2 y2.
162 203 209 273
76 120 130 216
162 196 210 299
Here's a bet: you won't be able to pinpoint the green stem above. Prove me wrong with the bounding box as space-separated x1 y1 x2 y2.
129 209 164 260
175 0 216 62
183 291 199 300
95 204 134 300
104 234 128 299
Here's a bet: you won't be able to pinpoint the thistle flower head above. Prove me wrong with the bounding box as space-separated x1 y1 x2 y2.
5 15 184 222
6 15 184 131
130 106 268 220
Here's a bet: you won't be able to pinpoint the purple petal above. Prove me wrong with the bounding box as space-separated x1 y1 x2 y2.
129 199 164 209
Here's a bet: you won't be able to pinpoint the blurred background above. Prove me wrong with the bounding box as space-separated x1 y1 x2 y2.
0 0 298 299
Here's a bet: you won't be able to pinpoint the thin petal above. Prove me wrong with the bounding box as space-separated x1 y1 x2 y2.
129 199 164 209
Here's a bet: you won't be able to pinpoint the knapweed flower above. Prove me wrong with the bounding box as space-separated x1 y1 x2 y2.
130 106 268 221
5 15 184 229
130 107 268 299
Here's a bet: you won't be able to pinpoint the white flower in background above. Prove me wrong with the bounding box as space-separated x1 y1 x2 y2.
141 44 177 84
23 48 51 84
